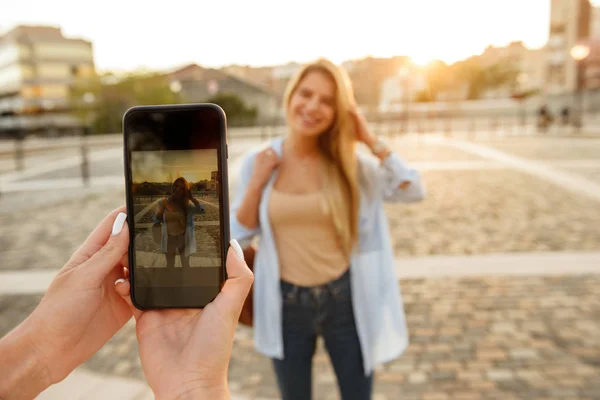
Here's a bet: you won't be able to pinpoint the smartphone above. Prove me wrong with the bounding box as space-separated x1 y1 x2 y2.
123 104 229 309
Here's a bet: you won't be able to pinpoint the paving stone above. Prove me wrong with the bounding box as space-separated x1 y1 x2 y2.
450 392 481 400
408 372 428 384
3 135 600 400
509 348 538 359
430 371 456 382
387 168 600 257
422 392 449 400
435 361 462 371
375 372 405 384
486 369 515 381
476 349 507 361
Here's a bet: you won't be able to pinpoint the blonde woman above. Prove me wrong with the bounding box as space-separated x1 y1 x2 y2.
231 59 425 400
155 177 204 268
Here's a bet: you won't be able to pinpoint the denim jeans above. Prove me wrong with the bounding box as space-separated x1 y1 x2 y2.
272 269 373 400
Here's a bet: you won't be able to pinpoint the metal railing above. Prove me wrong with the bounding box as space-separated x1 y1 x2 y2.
2 112 599 196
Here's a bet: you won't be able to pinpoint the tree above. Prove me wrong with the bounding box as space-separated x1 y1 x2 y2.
71 72 182 134
415 60 453 102
451 57 519 100
206 92 257 126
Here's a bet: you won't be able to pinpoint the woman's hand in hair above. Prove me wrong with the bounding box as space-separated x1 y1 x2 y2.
349 107 375 148
350 107 391 160
249 147 280 192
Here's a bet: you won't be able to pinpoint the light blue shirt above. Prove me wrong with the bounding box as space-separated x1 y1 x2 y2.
230 137 426 375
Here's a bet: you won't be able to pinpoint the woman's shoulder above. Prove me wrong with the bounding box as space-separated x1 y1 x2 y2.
238 138 283 170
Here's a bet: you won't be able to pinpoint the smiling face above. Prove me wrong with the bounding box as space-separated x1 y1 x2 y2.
287 70 337 138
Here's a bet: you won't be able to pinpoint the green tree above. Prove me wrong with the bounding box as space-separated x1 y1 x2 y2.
206 92 257 126
452 57 519 100
71 72 181 134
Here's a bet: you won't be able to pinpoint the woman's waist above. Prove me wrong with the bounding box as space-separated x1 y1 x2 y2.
280 267 350 295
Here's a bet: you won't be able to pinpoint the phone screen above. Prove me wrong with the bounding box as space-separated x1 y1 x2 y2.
123 104 229 309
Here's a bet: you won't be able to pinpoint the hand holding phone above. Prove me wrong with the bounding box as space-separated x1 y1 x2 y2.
123 104 229 309
113 242 252 399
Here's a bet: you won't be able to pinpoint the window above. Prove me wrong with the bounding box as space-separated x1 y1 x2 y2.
37 63 70 79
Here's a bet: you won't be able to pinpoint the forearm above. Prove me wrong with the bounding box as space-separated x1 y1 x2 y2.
171 386 230 400
0 322 51 400
364 136 391 161
235 183 263 230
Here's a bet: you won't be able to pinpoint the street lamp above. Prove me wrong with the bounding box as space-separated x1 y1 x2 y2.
570 43 590 133
170 80 182 93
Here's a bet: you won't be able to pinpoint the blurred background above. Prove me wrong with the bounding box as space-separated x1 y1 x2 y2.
1 1 599 399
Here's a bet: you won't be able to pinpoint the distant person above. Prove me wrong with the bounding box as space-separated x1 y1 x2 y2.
0 208 253 400
231 58 426 400
561 106 570 126
537 105 552 133
155 177 204 268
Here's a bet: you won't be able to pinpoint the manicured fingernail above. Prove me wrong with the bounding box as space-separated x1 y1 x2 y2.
114 278 126 286
112 212 127 236
230 239 244 261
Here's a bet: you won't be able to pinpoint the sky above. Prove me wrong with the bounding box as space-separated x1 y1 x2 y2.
132 150 217 183
2 0 600 72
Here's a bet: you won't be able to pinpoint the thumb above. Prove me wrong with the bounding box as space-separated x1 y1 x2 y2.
83 212 130 286
212 240 253 319
114 277 144 320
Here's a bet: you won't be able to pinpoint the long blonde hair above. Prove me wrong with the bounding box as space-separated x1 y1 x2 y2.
283 58 360 256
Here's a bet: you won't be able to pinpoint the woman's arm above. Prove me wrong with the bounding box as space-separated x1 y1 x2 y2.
375 152 426 203
234 148 279 230
353 108 425 203
235 182 264 230
0 323 50 400
187 192 205 214
155 198 166 221
230 149 279 246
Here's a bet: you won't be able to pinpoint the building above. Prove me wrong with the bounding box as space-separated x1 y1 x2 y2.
208 170 218 191
591 7 600 37
168 64 281 122
271 62 302 80
0 25 95 137
221 64 275 89
379 67 428 113
478 41 547 98
546 0 592 94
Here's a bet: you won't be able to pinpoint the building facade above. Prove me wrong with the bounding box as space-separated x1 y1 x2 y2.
0 25 95 137
592 7 600 37
479 42 546 98
169 64 281 123
546 0 592 94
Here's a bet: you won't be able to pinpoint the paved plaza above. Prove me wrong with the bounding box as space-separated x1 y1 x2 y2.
1 130 599 399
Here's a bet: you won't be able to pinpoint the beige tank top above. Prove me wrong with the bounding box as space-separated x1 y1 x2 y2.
268 189 349 286
165 208 186 236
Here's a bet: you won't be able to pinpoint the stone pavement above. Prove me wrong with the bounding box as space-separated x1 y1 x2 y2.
1 133 600 399
1 264 599 400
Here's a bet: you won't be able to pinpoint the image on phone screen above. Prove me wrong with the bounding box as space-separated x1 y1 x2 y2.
124 105 228 309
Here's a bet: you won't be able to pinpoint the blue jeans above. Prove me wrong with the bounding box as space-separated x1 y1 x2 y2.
272 270 373 400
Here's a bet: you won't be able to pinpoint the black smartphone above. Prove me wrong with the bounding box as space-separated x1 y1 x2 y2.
123 104 229 309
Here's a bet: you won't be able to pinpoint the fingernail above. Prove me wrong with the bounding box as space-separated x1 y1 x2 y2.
112 212 127 236
230 239 245 261
114 278 126 286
